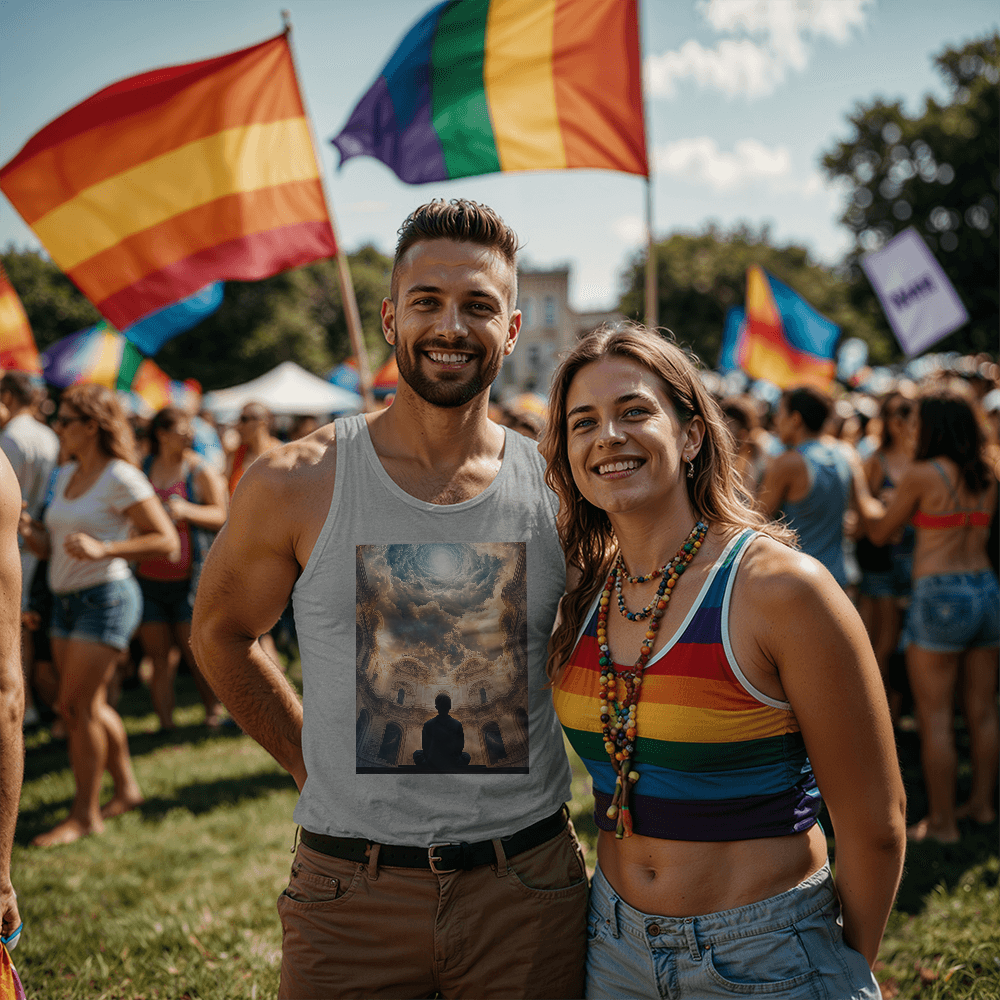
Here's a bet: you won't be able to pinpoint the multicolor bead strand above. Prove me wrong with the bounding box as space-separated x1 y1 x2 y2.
598 520 708 838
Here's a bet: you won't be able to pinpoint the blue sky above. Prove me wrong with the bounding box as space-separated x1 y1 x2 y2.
1 0 997 311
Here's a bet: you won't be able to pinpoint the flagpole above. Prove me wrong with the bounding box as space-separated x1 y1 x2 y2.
282 12 376 412
644 176 657 329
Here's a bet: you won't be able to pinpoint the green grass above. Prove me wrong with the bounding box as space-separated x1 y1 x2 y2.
10 673 999 999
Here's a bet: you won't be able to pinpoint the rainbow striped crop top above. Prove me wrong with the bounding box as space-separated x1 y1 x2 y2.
553 530 822 842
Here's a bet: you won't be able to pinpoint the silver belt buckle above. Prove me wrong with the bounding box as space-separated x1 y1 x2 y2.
428 843 458 874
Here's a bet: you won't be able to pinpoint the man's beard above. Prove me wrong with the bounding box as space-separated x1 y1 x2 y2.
394 337 502 408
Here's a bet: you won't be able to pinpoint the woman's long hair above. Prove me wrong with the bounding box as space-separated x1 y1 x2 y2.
916 391 991 493
539 323 796 681
60 384 139 467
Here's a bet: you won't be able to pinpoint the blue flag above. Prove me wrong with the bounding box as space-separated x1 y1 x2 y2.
121 282 224 356
718 307 745 372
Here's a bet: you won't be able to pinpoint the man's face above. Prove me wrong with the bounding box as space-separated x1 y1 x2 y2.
382 240 520 409
774 399 795 446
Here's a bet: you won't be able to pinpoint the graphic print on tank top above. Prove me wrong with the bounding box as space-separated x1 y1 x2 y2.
356 542 529 774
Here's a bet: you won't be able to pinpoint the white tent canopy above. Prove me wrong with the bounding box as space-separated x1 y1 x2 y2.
201 361 364 421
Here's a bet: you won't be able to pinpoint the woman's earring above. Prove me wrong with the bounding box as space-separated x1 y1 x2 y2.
687 459 695 479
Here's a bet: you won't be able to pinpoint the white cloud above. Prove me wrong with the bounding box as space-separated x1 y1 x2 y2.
647 0 872 99
613 215 646 244
654 137 791 190
345 200 389 213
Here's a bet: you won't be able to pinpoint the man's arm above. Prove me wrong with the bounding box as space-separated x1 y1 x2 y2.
190 456 307 789
0 453 23 941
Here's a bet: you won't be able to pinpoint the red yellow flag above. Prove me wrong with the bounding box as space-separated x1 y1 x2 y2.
0 267 41 373
0 33 336 330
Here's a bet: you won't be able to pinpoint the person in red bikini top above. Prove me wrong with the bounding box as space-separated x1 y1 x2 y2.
859 390 998 845
227 402 281 497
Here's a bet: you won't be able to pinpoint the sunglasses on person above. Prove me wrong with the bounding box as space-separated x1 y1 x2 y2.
887 404 912 420
52 414 86 428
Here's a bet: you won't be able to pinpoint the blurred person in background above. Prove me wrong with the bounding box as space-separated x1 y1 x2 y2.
288 415 321 441
0 372 58 729
227 401 281 497
0 449 24 955
860 391 998 843
19 385 178 846
137 407 227 730
759 386 864 591
855 393 917 725
720 395 766 498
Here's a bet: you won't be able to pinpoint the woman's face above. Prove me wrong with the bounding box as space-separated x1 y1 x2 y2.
53 406 91 458
159 421 192 451
564 356 702 518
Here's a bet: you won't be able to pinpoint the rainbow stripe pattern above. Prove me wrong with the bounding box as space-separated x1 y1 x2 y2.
332 0 648 183
0 267 41 373
0 34 336 331
737 266 839 390
553 531 822 841
41 322 197 413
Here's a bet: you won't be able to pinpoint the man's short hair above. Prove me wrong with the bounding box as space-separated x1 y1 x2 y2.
391 199 521 307
241 401 272 425
783 386 831 434
435 693 452 713
0 371 34 406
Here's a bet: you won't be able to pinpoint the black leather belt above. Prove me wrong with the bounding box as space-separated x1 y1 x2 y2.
300 806 567 873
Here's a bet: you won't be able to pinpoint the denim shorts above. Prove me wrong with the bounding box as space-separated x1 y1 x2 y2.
139 575 194 625
50 576 143 651
586 862 880 999
859 552 913 600
908 570 1000 653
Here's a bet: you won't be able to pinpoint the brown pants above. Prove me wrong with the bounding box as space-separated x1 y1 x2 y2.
277 820 589 999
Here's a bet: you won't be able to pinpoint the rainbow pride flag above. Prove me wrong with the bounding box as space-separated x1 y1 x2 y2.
737 266 838 390
0 34 336 331
332 0 648 183
0 267 41 373
41 322 196 412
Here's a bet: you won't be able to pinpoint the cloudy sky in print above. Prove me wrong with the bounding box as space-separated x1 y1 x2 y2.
360 543 522 673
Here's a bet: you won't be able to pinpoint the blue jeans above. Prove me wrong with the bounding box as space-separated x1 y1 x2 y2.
908 571 999 653
50 577 143 651
586 862 880 999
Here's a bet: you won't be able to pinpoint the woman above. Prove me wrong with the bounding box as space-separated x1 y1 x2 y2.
137 407 227 729
20 385 179 846
719 395 766 497
541 325 905 999
855 393 916 723
861 391 998 843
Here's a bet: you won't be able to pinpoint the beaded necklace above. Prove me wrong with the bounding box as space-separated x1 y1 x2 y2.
597 520 708 838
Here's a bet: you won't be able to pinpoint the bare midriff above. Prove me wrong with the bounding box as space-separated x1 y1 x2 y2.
597 822 829 917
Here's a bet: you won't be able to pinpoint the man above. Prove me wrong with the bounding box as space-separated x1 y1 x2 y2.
759 385 864 588
0 450 24 950
192 200 585 999
413 693 470 769
0 373 58 728
226 401 280 497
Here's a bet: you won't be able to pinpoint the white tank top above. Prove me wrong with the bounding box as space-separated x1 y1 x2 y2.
291 414 572 845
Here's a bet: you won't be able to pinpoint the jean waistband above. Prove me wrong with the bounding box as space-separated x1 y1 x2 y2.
914 570 997 586
589 860 835 946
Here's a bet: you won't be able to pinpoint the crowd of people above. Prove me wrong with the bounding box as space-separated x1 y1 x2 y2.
0 197 995 997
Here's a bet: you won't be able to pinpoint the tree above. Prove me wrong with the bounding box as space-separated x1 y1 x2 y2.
0 245 393 390
821 34 999 356
0 247 100 350
617 223 892 368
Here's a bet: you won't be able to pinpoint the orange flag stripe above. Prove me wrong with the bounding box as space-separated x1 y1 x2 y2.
34 118 319 270
68 179 329 303
1 36 302 224
0 273 41 373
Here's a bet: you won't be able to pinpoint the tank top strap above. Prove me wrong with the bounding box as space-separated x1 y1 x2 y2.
929 459 961 503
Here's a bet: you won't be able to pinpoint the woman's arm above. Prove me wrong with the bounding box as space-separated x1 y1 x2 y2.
739 543 906 966
18 510 50 560
168 461 228 531
63 496 179 563
857 464 925 546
